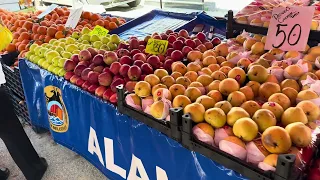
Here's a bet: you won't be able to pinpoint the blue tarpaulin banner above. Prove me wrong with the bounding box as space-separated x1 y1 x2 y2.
19 59 246 180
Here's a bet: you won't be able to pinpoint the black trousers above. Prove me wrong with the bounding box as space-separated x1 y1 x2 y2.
0 86 45 180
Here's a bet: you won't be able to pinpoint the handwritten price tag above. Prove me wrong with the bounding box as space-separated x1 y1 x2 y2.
65 6 83 29
89 25 109 37
145 39 168 55
265 6 314 51
37 4 59 19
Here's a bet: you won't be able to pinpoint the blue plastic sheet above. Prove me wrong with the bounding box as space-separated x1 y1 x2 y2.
110 10 197 40
19 59 247 180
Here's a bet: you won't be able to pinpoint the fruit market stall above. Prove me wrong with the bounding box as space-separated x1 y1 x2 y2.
2 2 320 180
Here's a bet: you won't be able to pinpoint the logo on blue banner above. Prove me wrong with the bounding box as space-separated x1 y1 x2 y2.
44 85 69 133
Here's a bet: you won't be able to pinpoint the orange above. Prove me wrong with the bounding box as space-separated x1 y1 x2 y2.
109 22 118 30
94 20 104 26
6 43 16 52
90 13 100 21
32 24 39 33
37 26 47 35
51 13 59 20
44 36 52 43
40 21 48 26
18 44 27 52
56 25 65 31
55 31 65 39
47 27 57 37
18 20 25 27
18 28 27 34
56 9 65 16
55 19 63 24
82 11 91 20
23 21 33 30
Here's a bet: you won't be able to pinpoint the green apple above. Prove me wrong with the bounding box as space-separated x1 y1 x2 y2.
38 58 46 66
82 40 90 44
25 51 34 60
55 47 64 54
107 42 117 51
42 61 50 69
72 32 80 39
34 46 42 56
58 68 66 77
106 34 111 38
53 41 60 46
59 42 66 49
93 41 103 49
59 38 66 43
46 44 53 49
49 39 57 45
72 50 80 54
66 37 76 45
38 48 49 58
90 34 100 42
82 45 91 50
65 44 78 53
110 34 120 44
58 58 68 68
42 43 49 48
29 55 36 62
62 51 72 59
29 44 38 53
101 37 110 44
81 34 90 42
47 65 55 72
52 57 61 66
52 67 61 75
33 56 41 64
81 27 91 34
100 44 110 51
45 50 60 62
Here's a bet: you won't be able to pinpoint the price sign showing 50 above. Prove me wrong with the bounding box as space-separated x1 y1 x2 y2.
146 39 168 55
265 6 314 51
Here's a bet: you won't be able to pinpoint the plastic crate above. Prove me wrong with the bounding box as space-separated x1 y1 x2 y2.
2 64 25 99
6 86 30 124
181 114 302 180
175 12 227 40
110 10 197 40
116 84 183 142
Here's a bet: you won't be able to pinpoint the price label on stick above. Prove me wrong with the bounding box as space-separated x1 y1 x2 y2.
37 4 59 19
265 6 315 51
89 25 109 37
65 6 83 29
145 38 168 55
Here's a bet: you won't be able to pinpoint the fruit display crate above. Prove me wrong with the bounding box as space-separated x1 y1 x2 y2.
110 10 197 40
181 114 300 180
226 10 320 44
2 64 25 100
6 86 30 124
175 12 227 40
116 85 183 142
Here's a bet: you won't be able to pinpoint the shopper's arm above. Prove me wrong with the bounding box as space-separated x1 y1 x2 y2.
0 51 19 66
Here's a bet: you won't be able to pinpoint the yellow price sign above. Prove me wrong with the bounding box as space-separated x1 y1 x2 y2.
145 38 168 55
89 25 109 37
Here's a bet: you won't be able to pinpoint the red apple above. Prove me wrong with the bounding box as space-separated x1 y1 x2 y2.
168 43 173 48
95 86 107 97
89 63 96 70
166 30 174 35
147 55 161 69
103 51 118 65
98 49 106 55
211 37 221 46
79 49 92 61
167 35 177 44
125 81 137 93
87 47 98 57
109 93 118 105
308 168 320 180
139 45 145 51
178 29 189 38
81 81 92 90
177 37 186 43
204 42 214 49
133 53 146 62
171 50 184 61
119 64 130 77
139 40 146 46
173 40 184 50
141 63 153 75
76 78 85 86
128 65 141 80
182 46 193 56
64 72 74 80
88 84 99 94
81 68 92 81
185 39 196 48
144 35 151 43
166 48 174 57
70 75 80 84
103 88 114 101
111 78 125 92
64 60 76 72
117 49 130 58
110 62 122 75
163 59 174 73
194 38 202 47
71 54 80 64
78 61 90 67
74 64 87 76
88 71 100 84
140 74 146 81
98 72 112 86
196 32 206 42
119 55 133 65
103 67 112 74
93 66 104 73
129 38 139 50
117 42 129 50
92 54 104 65
133 60 144 67
161 33 168 40
130 49 141 57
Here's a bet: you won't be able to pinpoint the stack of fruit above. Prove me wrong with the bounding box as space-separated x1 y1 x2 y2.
0 7 126 65
125 31 320 173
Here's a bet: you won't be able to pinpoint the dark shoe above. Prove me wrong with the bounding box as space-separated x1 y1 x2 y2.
0 167 10 180
33 158 48 180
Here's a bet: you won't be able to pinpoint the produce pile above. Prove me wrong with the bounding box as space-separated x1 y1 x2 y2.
234 0 320 29
123 30 320 175
0 7 126 66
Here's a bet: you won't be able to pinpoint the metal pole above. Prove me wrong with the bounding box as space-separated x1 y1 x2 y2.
160 0 162 9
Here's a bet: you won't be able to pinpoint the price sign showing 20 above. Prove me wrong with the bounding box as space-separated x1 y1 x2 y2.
272 24 302 48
